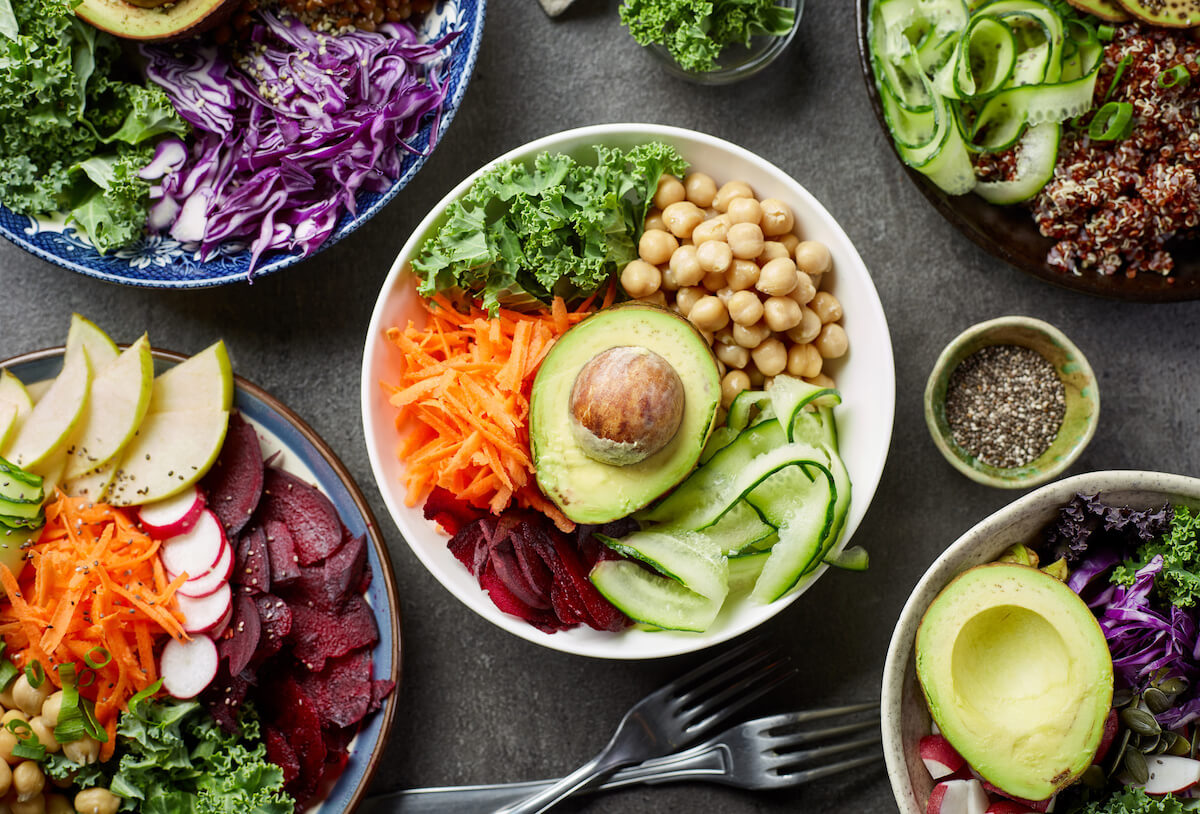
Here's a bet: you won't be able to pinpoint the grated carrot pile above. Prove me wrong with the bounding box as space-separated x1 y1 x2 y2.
0 492 188 760
383 287 614 531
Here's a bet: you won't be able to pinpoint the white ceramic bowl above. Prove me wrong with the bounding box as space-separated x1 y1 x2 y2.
882 470 1200 813
361 123 895 659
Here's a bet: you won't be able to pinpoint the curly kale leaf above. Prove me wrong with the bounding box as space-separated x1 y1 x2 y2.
1041 493 1169 564
619 0 795 73
1067 787 1192 814
1112 505 1200 609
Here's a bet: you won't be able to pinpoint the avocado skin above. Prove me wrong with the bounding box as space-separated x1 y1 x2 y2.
915 562 1114 802
529 303 721 525
74 0 238 41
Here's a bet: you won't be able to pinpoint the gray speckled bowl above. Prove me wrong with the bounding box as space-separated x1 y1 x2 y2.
882 470 1200 814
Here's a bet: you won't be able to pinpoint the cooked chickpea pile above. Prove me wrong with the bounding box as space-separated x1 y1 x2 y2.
620 173 848 412
0 674 117 814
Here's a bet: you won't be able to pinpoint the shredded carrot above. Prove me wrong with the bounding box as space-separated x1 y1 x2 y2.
383 286 600 532
0 491 188 756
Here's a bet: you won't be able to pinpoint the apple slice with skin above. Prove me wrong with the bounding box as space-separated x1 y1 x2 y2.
0 402 17 451
2 343 92 470
148 341 233 413
66 314 119 371
0 372 33 422
105 409 229 506
64 459 117 502
1137 755 1200 795
64 335 154 479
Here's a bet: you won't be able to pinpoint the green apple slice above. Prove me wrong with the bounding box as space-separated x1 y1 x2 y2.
106 409 229 506
63 459 117 502
0 372 33 421
66 314 120 371
149 341 233 413
0 402 17 451
35 452 66 492
2 344 92 470
64 336 154 479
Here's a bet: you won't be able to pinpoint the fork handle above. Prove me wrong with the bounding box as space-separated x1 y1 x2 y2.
491 752 617 814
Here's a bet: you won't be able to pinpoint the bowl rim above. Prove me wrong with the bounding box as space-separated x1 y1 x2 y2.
360 121 897 659
0 0 488 290
0 344 402 814
881 469 1200 814
923 315 1100 489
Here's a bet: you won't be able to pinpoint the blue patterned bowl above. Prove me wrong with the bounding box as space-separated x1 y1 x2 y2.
0 0 485 289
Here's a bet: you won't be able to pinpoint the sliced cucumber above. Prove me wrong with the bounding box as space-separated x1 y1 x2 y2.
767 376 841 443
600 530 729 602
589 560 721 632
826 546 870 572
749 458 836 603
974 121 1061 204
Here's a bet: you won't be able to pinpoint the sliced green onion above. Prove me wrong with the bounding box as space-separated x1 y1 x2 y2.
83 647 111 670
1089 101 1134 140
77 668 96 689
53 663 86 744
79 698 108 743
1097 24 1114 41
1158 65 1191 88
23 661 44 689
4 719 46 760
6 719 32 739
127 678 163 716
0 660 17 693
1105 54 1133 102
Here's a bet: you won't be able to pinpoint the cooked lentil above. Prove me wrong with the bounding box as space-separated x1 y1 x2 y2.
943 344 1065 469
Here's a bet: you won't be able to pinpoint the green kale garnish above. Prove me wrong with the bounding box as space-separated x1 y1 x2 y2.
413 142 687 315
618 0 795 74
1067 787 1194 814
1112 505 1200 608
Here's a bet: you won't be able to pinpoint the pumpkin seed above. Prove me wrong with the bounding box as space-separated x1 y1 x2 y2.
1137 732 1161 753
1191 726 1199 760
1081 764 1107 789
1108 729 1132 777
1121 707 1162 737
1160 676 1190 696
1112 688 1135 708
1124 747 1150 785
1156 732 1181 755
1169 731 1192 756
1145 687 1172 714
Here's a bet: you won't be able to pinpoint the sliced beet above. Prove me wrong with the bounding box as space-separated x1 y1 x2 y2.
286 596 378 672
234 526 271 594
551 534 631 632
260 469 342 566
322 725 355 774
264 725 300 786
218 594 262 676
296 649 372 729
423 487 486 536
265 519 301 586
368 679 394 714
203 666 253 732
202 412 264 539
254 593 292 660
479 566 567 633
264 678 326 807
280 532 368 612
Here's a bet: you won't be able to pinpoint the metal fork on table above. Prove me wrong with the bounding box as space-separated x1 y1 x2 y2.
369 703 882 813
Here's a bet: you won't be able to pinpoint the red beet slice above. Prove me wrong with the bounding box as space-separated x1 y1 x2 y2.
322 725 355 774
234 526 271 594
265 725 300 786
203 666 254 732
551 535 630 632
202 413 264 539
254 593 293 660
286 596 378 672
282 532 368 612
265 678 326 807
261 469 342 566
479 566 567 633
265 519 301 586
423 486 486 535
296 649 373 729
368 679 394 714
218 594 262 676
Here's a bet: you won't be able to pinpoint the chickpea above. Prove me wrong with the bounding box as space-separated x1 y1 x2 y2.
759 198 795 236
0 728 18 766
763 296 804 332
696 240 732 275
72 789 119 814
778 233 801 254
690 216 729 246
687 296 730 332
27 719 56 755
654 175 686 210
806 372 837 389
713 181 754 213
725 197 762 226
788 271 817 306
795 240 833 276
810 291 843 324
747 366 766 388
786 307 823 345
619 259 661 299
733 320 771 349
751 338 788 377
757 242 790 263
726 290 765 327
0 758 11 796
661 201 706 240
726 222 765 260
12 795 44 814
644 209 666 233
62 735 99 766
13 762 42 803
44 795 70 814
715 343 750 370
638 229 678 266
701 270 727 292
668 245 705 287
0 712 25 727
720 370 751 409
716 359 727 377
815 323 849 359
37 695 62 731
637 290 668 308
809 272 825 291
10 680 46 723
714 286 735 303
724 259 760 292
787 343 823 379
0 686 16 710
713 326 736 346
755 257 798 297
675 286 705 317
684 172 717 208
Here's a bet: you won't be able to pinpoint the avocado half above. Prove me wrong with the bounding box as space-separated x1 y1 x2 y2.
915 562 1113 802
75 0 238 41
1114 0 1200 25
1064 0 1130 21
529 303 721 525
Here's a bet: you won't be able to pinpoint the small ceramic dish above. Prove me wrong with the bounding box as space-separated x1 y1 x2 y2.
645 0 802 85
881 470 1200 814
924 316 1099 490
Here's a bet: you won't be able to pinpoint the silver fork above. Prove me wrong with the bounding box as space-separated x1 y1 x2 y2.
365 703 882 814
491 638 795 814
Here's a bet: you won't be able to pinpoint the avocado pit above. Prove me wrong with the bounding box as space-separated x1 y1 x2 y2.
568 346 685 467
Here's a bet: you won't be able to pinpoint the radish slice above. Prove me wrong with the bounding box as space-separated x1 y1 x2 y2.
160 510 225 580
921 735 966 780
139 486 206 537
986 803 1035 814
176 541 234 598
177 582 232 634
1137 755 1200 795
160 635 218 699
929 780 989 814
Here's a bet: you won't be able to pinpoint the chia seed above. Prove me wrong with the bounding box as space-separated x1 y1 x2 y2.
943 344 1066 469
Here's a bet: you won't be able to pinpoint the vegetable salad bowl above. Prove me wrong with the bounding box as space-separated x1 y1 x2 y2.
0 0 485 289
361 123 896 660
882 470 1200 813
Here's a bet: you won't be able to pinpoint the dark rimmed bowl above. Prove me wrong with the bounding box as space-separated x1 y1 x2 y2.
0 346 401 813
853 0 1200 302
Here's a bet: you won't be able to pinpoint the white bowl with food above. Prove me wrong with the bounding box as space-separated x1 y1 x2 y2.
361 123 895 659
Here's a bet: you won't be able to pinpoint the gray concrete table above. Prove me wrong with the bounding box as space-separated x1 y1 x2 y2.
2 1 1199 812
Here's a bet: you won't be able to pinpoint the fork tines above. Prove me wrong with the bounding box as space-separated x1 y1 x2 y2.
670 639 797 736
759 704 883 785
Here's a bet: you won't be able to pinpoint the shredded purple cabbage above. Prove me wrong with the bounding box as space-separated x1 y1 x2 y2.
142 13 459 272
1042 493 1170 564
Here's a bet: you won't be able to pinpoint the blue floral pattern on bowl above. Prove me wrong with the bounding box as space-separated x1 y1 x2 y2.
0 0 485 289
